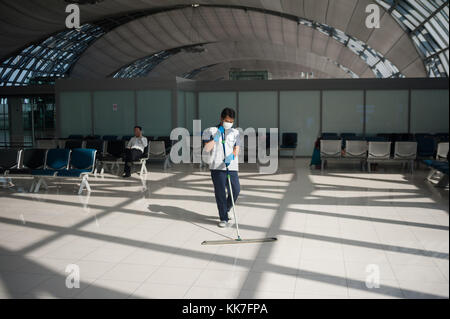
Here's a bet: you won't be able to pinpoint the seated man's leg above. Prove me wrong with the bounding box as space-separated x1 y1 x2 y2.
124 149 143 176
131 149 143 162
124 149 132 176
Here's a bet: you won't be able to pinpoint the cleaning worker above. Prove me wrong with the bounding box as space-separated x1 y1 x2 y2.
203 108 241 228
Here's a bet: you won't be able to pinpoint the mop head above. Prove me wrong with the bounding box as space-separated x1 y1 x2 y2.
201 237 277 245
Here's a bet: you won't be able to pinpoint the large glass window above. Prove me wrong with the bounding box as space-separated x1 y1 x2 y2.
366 90 409 134
280 91 320 156
186 92 197 134
199 92 237 129
238 92 278 133
21 96 55 145
136 90 172 137
93 91 135 137
0 98 9 147
59 92 92 138
322 90 365 135
411 89 449 133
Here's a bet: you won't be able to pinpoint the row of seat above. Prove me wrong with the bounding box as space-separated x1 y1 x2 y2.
63 135 169 142
322 132 449 142
36 139 172 174
0 148 96 194
320 140 449 173
37 136 172 151
321 133 448 159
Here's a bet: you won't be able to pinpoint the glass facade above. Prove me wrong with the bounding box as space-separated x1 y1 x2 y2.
376 0 449 77
0 5 429 85
0 98 8 147
0 24 104 87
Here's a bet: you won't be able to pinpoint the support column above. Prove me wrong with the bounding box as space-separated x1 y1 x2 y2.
8 97 24 147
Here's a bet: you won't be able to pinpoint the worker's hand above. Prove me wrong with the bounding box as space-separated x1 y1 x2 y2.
225 154 235 166
218 126 225 134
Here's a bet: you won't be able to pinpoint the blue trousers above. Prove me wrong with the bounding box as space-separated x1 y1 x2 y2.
211 170 240 222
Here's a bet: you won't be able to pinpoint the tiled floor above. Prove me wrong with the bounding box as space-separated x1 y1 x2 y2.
0 159 448 299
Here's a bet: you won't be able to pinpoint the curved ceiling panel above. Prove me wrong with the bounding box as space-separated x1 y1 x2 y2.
142 41 358 79
71 6 404 79
0 0 413 61
187 59 350 81
1 1 442 83
376 0 449 77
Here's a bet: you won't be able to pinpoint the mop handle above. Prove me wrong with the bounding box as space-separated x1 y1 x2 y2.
221 130 241 240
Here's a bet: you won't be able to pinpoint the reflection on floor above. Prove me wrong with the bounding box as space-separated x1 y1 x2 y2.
0 159 448 299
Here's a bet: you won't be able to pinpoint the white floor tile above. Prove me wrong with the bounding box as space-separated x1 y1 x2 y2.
0 160 447 299
193 269 250 290
241 271 297 293
131 283 191 299
76 279 141 299
146 266 203 286
295 275 349 298
186 286 241 299
100 263 157 282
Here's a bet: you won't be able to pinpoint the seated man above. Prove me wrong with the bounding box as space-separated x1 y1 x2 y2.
123 126 148 178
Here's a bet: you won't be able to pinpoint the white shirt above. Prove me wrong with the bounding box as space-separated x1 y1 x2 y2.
203 127 241 171
127 136 148 153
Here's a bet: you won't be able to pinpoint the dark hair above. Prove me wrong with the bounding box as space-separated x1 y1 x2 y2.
134 126 142 131
221 108 236 119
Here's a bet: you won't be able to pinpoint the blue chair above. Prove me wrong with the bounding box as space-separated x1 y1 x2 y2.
280 133 298 159
417 136 436 158
85 140 104 174
398 133 414 141
340 133 356 139
102 135 118 141
434 133 449 143
8 149 46 175
365 136 387 142
57 149 97 195
414 133 432 141
0 149 21 187
31 149 71 192
345 136 364 141
322 133 339 140
0 149 21 175
65 139 84 150
99 140 126 175
68 135 84 140
84 135 101 140
122 135 134 141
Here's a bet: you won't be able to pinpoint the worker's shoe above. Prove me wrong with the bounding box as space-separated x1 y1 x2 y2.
218 221 229 228
227 210 234 220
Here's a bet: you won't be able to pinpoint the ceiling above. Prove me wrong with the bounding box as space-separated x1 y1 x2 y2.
0 0 448 84
144 41 357 80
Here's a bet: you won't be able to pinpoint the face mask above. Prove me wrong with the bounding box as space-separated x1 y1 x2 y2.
223 122 234 130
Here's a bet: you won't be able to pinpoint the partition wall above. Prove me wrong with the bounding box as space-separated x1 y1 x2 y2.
55 78 448 157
